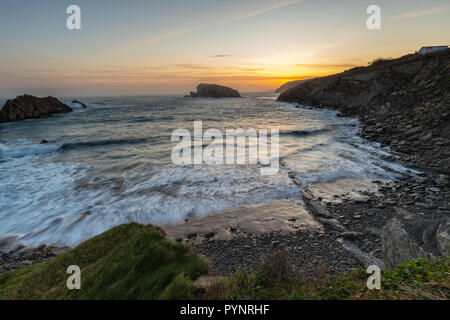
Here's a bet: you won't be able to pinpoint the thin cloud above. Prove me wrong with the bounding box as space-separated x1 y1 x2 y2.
170 64 212 70
229 0 303 23
294 63 357 68
127 0 303 50
127 25 204 50
391 5 450 21
209 54 233 58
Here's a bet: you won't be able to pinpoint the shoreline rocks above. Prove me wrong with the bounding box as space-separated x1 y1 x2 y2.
188 168 449 276
187 83 241 98
274 49 449 273
0 94 73 123
0 236 70 273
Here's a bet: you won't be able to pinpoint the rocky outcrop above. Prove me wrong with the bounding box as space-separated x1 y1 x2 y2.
381 209 449 269
0 94 73 123
188 83 241 98
277 49 450 173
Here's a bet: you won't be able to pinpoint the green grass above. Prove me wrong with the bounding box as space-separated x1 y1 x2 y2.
0 223 209 300
205 256 450 300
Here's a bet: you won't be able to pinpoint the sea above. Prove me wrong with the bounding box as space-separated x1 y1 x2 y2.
0 94 413 246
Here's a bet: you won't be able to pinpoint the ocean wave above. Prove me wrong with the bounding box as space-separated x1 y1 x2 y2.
0 141 61 159
61 138 149 151
280 128 331 137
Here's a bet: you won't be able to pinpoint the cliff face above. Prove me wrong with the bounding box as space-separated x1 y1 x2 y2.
275 79 311 93
188 83 241 98
0 95 73 123
278 50 450 173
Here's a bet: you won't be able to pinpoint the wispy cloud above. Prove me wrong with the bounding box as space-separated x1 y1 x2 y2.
229 0 303 23
391 5 450 21
294 63 357 69
127 25 204 50
209 54 233 58
170 64 212 70
127 0 303 50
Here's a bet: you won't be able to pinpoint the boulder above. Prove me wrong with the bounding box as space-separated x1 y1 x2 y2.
381 208 449 269
0 94 72 123
188 83 240 98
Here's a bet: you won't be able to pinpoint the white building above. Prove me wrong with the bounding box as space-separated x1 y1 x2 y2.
418 46 449 55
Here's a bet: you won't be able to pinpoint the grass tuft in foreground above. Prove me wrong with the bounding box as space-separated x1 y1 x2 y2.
0 223 209 299
205 254 449 300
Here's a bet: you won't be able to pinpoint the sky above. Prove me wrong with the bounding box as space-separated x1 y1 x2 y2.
0 0 449 97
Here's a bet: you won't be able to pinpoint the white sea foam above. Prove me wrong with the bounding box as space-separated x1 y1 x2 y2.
0 95 416 247
0 140 61 159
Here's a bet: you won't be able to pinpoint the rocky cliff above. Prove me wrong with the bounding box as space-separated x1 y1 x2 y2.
275 79 311 93
0 95 73 123
278 50 450 173
188 83 241 98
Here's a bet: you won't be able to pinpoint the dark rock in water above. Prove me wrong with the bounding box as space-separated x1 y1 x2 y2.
188 83 240 98
0 94 73 123
72 100 87 108
40 140 49 144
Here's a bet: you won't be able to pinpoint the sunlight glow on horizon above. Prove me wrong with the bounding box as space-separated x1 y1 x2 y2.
0 0 449 97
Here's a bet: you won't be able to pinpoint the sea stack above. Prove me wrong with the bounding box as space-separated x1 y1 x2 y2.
187 83 241 98
0 94 73 123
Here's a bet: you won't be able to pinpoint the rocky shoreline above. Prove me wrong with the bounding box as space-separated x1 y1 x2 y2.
2 106 448 278
0 239 70 274
1 153 448 280
187 51 450 277
190 165 449 277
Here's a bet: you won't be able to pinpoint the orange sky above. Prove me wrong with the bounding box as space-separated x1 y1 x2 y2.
0 0 449 96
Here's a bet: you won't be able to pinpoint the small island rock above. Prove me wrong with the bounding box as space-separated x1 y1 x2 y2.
0 94 73 123
188 84 241 98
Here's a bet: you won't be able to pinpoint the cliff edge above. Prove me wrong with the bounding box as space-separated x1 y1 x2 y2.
278 50 450 173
